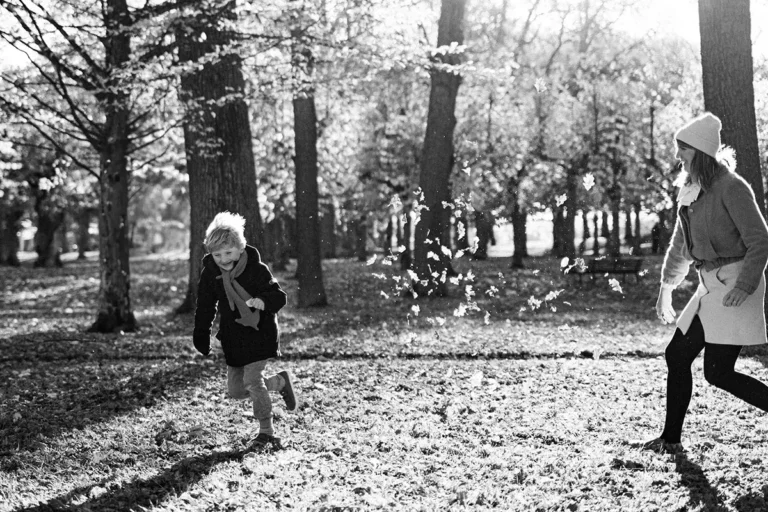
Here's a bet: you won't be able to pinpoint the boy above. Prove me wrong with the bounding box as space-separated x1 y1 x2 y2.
193 211 296 450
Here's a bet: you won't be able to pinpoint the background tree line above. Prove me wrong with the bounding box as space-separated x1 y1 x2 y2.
1 0 766 331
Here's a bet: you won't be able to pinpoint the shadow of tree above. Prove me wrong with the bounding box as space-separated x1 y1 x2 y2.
15 447 251 511
0 354 218 453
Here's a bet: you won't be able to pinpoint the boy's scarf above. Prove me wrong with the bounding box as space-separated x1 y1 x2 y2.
216 250 260 330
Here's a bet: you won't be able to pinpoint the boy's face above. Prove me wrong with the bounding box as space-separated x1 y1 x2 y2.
211 244 243 271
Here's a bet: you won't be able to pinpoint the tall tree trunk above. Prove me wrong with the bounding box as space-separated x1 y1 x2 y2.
176 4 265 314
89 0 136 332
593 212 600 255
699 0 764 213
293 92 328 306
412 0 466 296
400 208 412 269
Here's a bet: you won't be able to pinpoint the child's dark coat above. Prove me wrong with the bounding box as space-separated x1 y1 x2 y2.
193 245 287 366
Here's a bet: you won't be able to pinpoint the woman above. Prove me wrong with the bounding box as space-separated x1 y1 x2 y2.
646 112 768 454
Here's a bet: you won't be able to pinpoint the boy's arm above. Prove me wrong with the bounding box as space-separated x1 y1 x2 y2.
193 266 217 356
248 264 288 313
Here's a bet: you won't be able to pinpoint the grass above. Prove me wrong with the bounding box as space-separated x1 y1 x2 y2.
1 252 768 511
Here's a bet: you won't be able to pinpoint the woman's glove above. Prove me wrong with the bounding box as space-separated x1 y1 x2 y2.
656 286 676 324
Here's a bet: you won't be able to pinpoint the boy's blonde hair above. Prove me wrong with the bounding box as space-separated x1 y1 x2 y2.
204 212 247 252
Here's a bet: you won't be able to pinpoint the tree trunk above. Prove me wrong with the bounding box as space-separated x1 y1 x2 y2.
412 0 466 296
552 206 565 257
400 208 412 269
609 203 621 256
293 92 328 307
77 207 93 259
473 210 493 260
0 208 22 266
176 5 265 314
699 0 764 212
632 202 643 255
320 202 336 259
89 0 136 333
356 213 369 263
34 209 64 267
579 210 590 254
511 204 527 268
624 209 633 243
563 168 578 259
593 212 600 255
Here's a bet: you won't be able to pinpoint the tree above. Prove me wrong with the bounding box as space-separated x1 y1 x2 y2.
698 0 764 212
175 0 266 314
288 2 328 308
412 0 467 297
0 0 186 331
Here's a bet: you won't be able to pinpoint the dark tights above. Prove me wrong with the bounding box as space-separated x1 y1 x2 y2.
662 315 768 443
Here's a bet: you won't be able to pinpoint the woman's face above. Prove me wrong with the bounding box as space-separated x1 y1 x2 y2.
675 140 696 174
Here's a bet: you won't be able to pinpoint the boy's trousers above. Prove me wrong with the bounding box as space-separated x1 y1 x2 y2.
227 360 280 420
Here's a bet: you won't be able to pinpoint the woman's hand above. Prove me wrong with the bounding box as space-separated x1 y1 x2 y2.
656 287 676 324
723 288 749 307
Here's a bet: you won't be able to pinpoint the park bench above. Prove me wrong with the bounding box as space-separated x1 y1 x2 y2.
561 256 645 284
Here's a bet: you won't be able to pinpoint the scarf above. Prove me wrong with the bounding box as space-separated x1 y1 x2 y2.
216 250 260 331
677 182 701 207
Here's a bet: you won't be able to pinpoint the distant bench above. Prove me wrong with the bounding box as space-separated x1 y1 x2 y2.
561 256 645 283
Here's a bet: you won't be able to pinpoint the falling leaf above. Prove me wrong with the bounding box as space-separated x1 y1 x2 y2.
583 173 595 191
457 222 466 241
555 194 567 207
411 305 420 316
441 245 452 258
366 255 377 266
380 290 390 299
372 273 386 280
483 311 490 324
534 77 548 93
454 303 467 317
427 251 440 261
528 296 542 310
608 279 623 293
454 249 465 259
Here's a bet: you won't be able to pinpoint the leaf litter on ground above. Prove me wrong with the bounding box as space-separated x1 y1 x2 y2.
2 253 768 510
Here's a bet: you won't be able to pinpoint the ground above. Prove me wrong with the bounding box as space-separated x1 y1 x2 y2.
1 252 767 511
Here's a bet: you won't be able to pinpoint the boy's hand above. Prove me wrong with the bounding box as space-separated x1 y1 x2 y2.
246 297 265 310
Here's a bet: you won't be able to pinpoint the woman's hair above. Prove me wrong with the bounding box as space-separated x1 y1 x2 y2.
204 212 247 252
675 144 736 192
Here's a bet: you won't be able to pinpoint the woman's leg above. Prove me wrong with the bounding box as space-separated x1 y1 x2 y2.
660 316 706 444
704 344 768 412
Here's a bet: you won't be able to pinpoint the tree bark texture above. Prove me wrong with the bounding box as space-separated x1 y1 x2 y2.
412 0 466 296
176 6 265 314
699 0 764 212
89 0 136 332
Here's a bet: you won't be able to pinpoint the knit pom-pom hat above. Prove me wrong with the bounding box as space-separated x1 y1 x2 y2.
675 112 721 158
